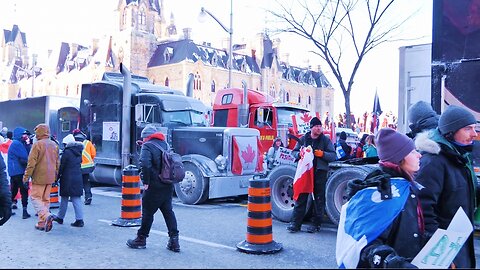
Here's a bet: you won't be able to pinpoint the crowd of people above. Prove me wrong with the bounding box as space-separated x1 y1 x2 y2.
0 101 479 265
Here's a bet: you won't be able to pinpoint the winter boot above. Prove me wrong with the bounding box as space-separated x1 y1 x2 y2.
166 236 180 252
22 207 31 219
286 223 301 233
71 220 84 227
126 235 147 249
11 202 17 209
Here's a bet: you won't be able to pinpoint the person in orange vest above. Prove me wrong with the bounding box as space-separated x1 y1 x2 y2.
72 129 96 205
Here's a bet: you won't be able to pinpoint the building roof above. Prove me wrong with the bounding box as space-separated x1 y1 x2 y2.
2 25 27 46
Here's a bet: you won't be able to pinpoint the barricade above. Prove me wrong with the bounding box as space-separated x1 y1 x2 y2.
112 165 142 227
237 176 282 254
49 181 60 208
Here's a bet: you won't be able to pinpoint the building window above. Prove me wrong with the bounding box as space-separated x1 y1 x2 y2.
194 73 201 91
138 8 146 25
286 92 290 102
165 77 169 87
211 80 216 92
122 10 128 26
308 96 311 105
164 47 173 63
298 94 301 103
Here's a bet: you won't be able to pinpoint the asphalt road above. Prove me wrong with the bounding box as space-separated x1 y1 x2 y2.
1 185 480 269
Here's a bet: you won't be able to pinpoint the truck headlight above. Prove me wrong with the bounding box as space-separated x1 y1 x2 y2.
215 155 227 170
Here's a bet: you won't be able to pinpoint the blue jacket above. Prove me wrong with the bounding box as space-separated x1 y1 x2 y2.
7 127 29 177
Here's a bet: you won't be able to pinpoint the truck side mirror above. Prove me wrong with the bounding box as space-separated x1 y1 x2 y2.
257 108 265 125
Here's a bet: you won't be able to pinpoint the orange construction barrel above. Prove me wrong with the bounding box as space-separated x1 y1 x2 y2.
237 176 282 254
112 165 142 227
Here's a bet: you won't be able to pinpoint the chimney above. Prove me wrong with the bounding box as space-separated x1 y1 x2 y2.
317 65 322 73
183 28 192 40
70 43 79 58
91 38 99 54
48 49 53 58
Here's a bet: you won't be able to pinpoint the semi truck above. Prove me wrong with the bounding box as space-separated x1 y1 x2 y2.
78 65 262 205
0 95 80 144
212 86 378 224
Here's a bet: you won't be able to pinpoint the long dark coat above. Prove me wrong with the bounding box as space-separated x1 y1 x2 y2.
415 129 478 268
58 141 84 197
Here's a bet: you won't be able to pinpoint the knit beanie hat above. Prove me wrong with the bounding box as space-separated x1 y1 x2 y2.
438 105 477 135
141 124 157 138
339 131 347 140
62 134 76 144
376 128 415 164
310 117 322 128
407 101 437 124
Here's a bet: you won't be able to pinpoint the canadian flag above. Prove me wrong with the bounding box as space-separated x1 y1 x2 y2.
293 146 314 200
232 136 263 175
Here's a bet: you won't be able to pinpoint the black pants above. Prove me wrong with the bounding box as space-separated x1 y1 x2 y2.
82 173 92 199
137 185 179 238
10 174 28 207
291 169 328 227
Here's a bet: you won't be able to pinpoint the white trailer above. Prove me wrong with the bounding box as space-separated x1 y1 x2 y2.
397 43 432 133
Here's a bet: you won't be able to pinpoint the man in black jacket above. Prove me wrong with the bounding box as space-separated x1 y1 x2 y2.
126 124 180 252
287 117 336 233
415 105 478 268
0 153 13 226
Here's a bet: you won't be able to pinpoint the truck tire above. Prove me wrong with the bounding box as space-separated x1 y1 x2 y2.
268 165 297 223
174 162 209 205
325 165 376 225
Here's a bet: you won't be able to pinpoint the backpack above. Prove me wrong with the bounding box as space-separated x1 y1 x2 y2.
147 140 185 184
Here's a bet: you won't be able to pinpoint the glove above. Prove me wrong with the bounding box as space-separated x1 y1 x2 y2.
384 254 417 268
314 149 324 157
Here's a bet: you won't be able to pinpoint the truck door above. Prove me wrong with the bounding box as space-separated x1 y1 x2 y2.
252 106 276 154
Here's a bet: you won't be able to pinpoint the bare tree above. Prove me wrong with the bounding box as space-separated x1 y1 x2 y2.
268 0 411 128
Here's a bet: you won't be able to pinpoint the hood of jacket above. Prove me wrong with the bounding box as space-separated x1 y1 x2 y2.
64 141 84 156
34 124 50 140
12 127 27 140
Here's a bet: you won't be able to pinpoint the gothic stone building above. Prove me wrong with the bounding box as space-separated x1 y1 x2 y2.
0 0 334 115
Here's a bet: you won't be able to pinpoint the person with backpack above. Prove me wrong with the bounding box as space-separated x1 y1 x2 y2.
126 124 180 252
336 128 425 268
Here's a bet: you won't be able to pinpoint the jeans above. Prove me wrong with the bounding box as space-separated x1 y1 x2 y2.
137 185 178 238
82 174 92 199
10 175 28 207
290 169 328 227
57 196 83 220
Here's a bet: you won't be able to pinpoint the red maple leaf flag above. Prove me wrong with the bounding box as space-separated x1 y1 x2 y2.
232 136 258 175
300 112 313 123
293 146 314 200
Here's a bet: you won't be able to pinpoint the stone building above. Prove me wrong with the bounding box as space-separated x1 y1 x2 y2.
0 0 334 115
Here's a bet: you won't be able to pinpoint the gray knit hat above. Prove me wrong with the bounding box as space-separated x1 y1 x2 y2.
407 101 437 124
376 128 415 164
438 105 476 135
141 124 157 138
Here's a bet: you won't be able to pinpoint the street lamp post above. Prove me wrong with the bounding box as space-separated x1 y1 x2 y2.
199 0 233 88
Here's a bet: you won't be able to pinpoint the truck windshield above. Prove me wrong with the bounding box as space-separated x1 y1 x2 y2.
163 110 208 127
277 108 309 127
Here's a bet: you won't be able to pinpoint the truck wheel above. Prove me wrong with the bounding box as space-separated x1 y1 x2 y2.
325 165 376 225
174 162 209 205
268 165 297 223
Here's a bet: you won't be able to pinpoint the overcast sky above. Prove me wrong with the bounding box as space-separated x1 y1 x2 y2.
0 0 432 117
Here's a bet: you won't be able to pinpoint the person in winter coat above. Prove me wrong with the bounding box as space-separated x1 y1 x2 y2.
126 124 180 252
7 127 31 219
414 105 478 268
72 129 96 205
287 117 336 233
406 101 439 139
354 133 369 158
51 134 84 227
336 128 425 268
362 134 378 158
336 131 352 161
0 154 13 226
265 137 284 170
23 124 59 232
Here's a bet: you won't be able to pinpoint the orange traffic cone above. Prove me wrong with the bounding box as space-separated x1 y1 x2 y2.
112 165 142 227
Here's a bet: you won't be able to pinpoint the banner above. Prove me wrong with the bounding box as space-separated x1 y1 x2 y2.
291 112 321 135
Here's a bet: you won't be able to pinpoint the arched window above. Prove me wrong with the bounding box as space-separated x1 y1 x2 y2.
194 73 202 90
298 94 301 104
66 86 69 96
122 10 128 26
138 8 146 26
286 92 290 102
211 80 216 92
165 77 169 87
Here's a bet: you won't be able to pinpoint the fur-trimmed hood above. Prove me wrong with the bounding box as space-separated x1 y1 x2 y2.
414 130 441 155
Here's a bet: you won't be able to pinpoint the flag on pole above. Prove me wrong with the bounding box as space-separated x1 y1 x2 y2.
371 90 383 134
293 146 314 200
